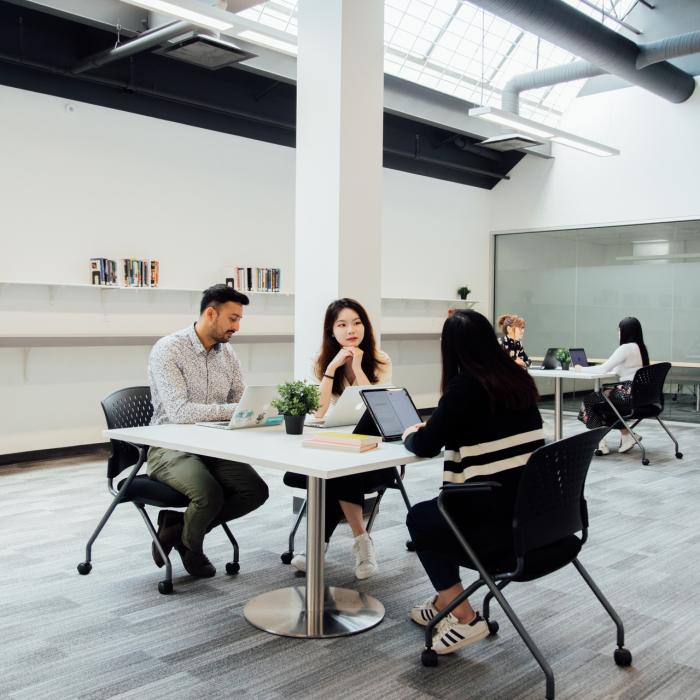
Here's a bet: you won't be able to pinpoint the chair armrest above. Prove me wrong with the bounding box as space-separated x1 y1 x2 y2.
440 481 502 494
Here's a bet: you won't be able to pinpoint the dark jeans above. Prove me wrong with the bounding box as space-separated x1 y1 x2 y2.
285 468 395 542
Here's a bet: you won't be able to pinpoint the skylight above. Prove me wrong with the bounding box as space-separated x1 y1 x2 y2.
236 0 639 126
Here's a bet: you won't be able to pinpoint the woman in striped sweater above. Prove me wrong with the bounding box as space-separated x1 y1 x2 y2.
403 309 544 655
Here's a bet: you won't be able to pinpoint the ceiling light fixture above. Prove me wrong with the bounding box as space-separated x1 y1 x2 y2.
119 0 234 32
469 106 619 157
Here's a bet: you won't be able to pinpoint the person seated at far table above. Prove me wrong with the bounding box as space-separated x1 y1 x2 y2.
497 313 531 368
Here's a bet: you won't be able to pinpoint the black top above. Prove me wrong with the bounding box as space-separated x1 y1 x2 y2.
404 374 544 486
498 335 531 367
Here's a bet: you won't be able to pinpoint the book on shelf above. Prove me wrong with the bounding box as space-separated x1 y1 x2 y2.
302 432 380 452
89 258 159 287
228 266 282 293
90 258 117 286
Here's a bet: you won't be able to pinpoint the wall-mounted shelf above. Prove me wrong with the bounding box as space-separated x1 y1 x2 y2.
0 281 293 295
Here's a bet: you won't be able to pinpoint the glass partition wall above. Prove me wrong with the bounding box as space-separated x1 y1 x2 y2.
494 219 700 423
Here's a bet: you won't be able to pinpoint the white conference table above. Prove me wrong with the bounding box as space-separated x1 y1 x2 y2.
104 422 429 639
528 368 618 440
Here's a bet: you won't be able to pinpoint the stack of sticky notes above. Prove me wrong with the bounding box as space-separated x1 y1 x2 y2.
302 432 380 453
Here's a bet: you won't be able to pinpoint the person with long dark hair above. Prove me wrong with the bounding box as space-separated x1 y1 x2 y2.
289 298 391 578
402 310 544 655
575 316 649 454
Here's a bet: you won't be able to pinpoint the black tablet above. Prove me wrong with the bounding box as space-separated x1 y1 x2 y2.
360 387 422 442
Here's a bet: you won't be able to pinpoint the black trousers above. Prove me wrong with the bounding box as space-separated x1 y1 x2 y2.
406 482 516 592
284 468 395 542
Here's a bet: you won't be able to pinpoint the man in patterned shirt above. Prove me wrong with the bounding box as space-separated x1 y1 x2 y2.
147 284 269 578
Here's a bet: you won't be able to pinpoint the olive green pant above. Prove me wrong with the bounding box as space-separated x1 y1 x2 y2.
147 447 269 553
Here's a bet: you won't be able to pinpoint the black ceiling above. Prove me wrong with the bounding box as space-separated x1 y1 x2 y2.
0 1 524 190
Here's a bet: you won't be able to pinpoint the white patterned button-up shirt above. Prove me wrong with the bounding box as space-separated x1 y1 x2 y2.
148 324 245 425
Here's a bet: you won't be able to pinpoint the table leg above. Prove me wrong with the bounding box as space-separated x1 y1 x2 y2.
244 475 385 638
554 376 562 441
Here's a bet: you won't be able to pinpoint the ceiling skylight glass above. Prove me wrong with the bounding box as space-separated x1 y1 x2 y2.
236 0 639 126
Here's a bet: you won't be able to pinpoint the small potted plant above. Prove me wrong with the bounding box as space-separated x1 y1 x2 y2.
457 286 471 300
272 380 321 435
555 348 571 371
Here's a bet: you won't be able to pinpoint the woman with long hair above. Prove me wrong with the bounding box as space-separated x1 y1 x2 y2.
496 313 531 367
288 298 391 579
576 316 649 454
403 310 544 655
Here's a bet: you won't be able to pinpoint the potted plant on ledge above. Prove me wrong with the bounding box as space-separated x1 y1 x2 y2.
272 380 321 435
555 348 572 371
457 286 471 300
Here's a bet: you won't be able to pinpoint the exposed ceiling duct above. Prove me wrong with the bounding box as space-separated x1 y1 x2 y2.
468 0 696 104
637 29 700 69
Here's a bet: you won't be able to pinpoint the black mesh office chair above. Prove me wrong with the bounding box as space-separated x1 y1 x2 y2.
280 466 414 565
420 428 631 700
595 362 682 465
77 386 240 594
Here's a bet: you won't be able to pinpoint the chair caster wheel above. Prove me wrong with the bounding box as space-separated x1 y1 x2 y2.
642 458 650 466
77 562 92 575
406 540 416 552
421 649 438 667
158 580 173 595
594 449 603 457
487 620 499 636
614 647 632 667
226 562 240 575
281 552 293 565
676 452 683 459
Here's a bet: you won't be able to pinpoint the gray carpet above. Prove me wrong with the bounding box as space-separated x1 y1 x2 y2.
1 414 699 699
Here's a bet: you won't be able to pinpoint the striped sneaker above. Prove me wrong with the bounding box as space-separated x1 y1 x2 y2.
432 612 489 655
410 596 439 626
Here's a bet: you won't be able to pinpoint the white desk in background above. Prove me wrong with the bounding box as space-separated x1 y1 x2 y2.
528 368 618 441
103 423 430 639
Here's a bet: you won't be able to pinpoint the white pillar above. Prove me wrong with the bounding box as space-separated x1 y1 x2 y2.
293 0 384 380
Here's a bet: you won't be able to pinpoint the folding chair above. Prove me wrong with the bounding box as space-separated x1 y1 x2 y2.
77 386 240 594
420 428 632 700
596 362 682 465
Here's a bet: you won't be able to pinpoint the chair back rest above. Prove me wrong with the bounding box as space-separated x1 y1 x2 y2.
101 386 154 478
630 362 671 413
512 428 605 556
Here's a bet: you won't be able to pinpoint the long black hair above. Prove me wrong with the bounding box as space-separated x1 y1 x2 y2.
619 316 649 366
315 298 385 396
441 310 539 412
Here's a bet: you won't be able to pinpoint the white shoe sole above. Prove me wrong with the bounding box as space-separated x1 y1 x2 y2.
434 624 490 654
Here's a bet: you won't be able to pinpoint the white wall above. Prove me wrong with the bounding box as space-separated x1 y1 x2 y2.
0 85 490 455
491 79 700 232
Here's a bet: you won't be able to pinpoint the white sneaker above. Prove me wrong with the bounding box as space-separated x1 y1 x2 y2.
410 595 439 626
619 432 642 454
597 438 610 455
432 612 490 655
352 532 378 580
290 543 328 573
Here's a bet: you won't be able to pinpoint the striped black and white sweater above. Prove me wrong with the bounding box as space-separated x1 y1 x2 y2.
404 374 544 486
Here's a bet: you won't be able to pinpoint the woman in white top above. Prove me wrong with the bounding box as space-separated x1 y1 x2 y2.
288 298 391 579
575 317 649 454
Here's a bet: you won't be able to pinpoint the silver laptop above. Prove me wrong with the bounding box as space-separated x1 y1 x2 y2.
197 386 282 430
305 385 391 428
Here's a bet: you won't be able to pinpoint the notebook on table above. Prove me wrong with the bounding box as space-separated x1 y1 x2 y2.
359 387 422 442
196 386 282 430
532 347 559 370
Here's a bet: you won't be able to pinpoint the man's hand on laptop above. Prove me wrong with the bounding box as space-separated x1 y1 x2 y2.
402 422 426 442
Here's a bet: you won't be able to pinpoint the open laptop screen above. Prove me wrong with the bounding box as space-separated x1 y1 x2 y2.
569 348 588 367
360 388 422 441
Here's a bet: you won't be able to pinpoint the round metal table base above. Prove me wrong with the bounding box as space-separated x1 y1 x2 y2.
244 586 385 638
